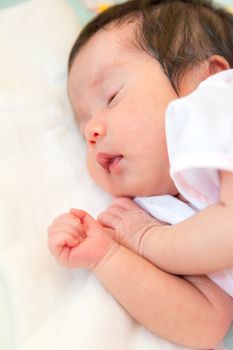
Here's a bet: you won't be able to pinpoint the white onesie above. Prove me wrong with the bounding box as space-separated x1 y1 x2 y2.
135 69 233 298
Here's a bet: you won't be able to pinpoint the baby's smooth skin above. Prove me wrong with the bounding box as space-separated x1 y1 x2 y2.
48 24 233 348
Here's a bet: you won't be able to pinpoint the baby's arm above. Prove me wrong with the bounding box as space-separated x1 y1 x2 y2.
48 209 233 348
99 171 233 275
142 170 233 275
96 247 233 349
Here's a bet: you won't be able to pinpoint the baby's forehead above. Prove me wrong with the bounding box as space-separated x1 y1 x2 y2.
88 21 139 58
69 22 140 86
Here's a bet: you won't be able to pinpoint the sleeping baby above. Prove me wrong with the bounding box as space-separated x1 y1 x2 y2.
48 0 233 348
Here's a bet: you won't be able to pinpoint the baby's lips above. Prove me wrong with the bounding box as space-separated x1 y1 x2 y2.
96 152 123 171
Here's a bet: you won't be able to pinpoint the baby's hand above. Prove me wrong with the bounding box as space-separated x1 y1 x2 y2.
98 197 166 256
48 209 118 270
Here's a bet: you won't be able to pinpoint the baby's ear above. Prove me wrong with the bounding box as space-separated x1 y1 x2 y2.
207 55 230 76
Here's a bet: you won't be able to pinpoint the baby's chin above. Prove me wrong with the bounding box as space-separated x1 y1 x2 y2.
105 185 173 199
125 182 178 198
100 184 135 198
95 176 178 198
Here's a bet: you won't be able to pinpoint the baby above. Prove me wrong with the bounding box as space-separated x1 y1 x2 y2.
48 0 233 348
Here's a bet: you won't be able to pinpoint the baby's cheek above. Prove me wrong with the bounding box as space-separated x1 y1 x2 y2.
86 156 113 193
87 155 100 182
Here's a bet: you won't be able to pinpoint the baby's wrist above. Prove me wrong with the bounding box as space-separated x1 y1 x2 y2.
94 240 121 275
138 224 167 259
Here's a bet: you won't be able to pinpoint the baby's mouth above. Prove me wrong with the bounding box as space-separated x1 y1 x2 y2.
96 152 123 173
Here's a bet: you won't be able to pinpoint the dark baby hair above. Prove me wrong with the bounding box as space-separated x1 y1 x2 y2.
68 0 233 91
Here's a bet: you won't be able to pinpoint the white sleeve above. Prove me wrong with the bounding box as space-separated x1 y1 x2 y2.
166 70 233 209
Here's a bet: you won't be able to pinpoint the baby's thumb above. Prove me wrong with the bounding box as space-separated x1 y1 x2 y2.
70 208 102 233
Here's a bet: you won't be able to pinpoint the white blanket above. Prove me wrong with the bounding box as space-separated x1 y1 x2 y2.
0 1 192 349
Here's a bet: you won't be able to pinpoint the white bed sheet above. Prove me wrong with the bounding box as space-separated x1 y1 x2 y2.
0 0 204 349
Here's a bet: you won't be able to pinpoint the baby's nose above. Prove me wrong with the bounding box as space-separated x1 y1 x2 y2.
85 120 106 145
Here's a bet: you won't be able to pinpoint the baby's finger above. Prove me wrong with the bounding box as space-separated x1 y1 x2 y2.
110 197 142 211
98 211 120 230
48 221 85 240
57 246 71 266
105 206 126 218
47 223 81 240
48 232 79 257
70 209 106 239
52 213 84 233
52 213 74 224
70 208 87 220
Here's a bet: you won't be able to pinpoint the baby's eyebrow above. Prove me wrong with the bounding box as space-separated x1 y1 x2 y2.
90 61 126 88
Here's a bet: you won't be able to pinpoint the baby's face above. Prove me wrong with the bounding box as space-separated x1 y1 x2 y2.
68 24 180 197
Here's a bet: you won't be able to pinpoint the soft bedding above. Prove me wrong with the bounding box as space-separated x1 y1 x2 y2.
0 0 232 349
